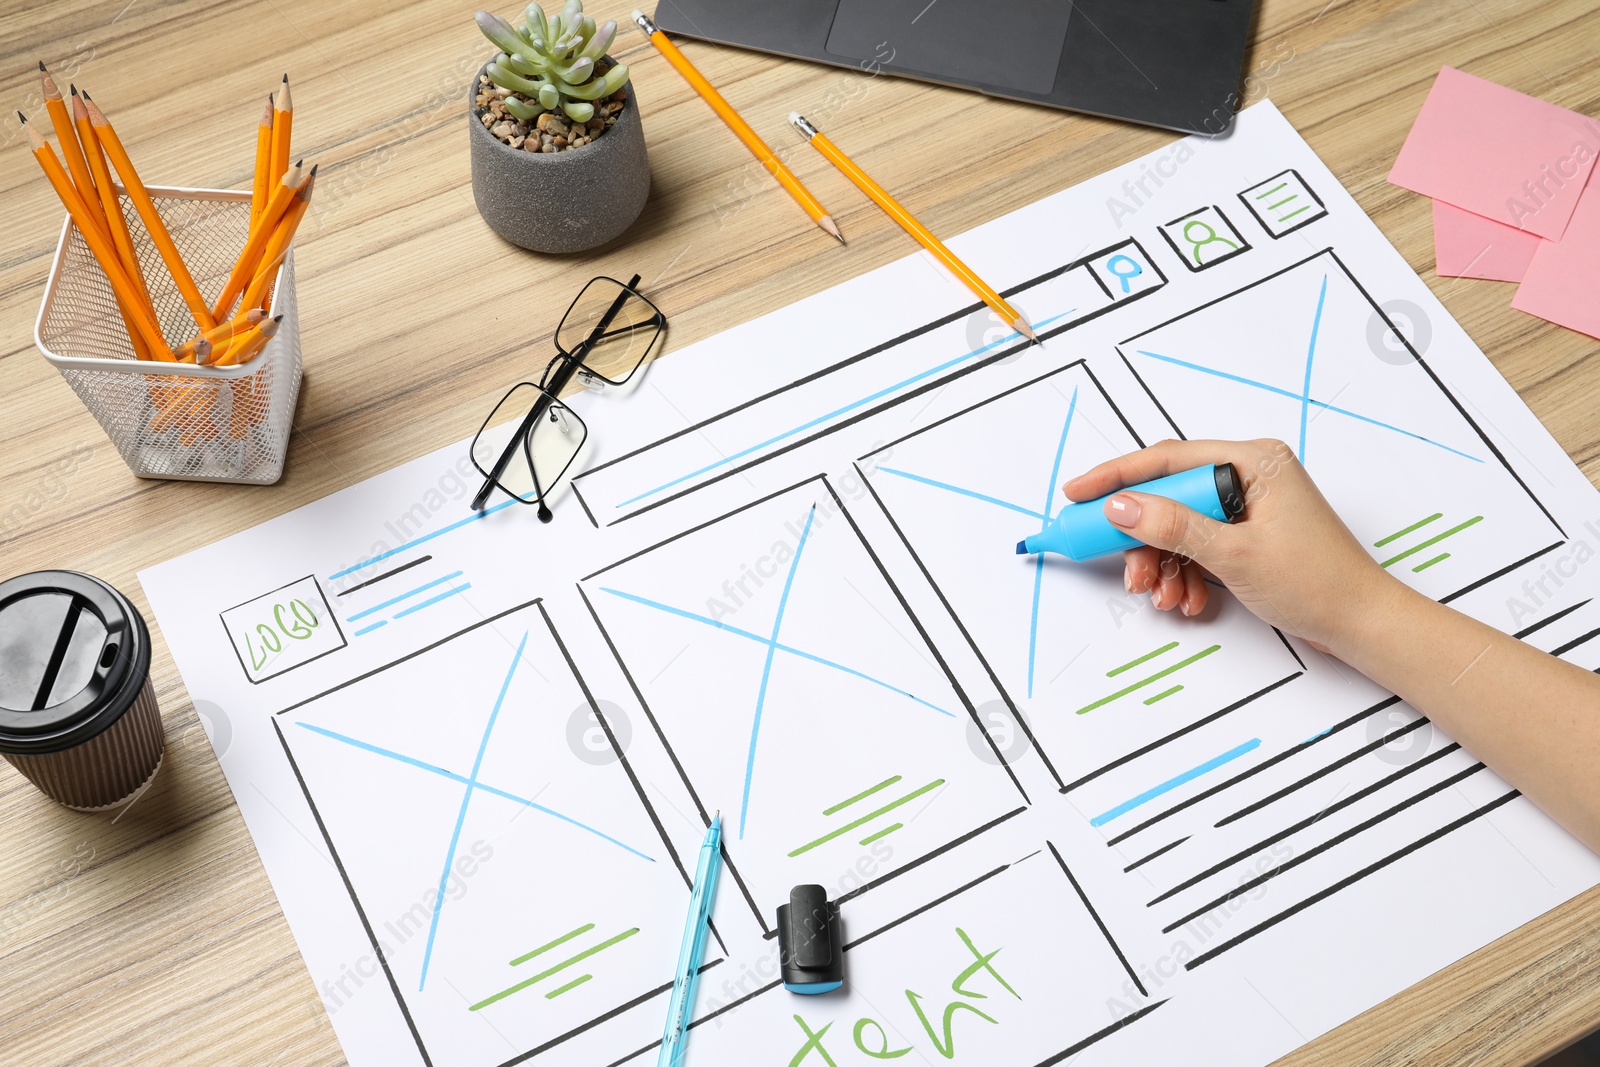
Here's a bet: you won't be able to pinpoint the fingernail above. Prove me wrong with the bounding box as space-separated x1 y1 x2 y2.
1106 494 1140 528
1151 585 1166 609
1124 568 1134 593
1181 597 1195 616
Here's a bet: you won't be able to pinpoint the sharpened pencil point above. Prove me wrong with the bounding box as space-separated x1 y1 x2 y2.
1015 317 1039 344
39 61 47 72
69 84 76 95
16 111 26 124
818 214 843 244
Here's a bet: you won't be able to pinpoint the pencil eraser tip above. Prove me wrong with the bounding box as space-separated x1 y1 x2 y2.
788 111 803 124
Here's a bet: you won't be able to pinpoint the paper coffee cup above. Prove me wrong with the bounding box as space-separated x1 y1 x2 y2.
0 570 164 810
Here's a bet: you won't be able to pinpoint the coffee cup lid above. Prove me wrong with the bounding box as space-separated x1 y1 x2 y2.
0 570 151 754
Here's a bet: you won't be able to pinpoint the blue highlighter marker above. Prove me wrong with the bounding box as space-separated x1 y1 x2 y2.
1017 463 1245 561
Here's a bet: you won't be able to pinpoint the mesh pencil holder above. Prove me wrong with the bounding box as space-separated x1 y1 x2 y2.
34 186 303 484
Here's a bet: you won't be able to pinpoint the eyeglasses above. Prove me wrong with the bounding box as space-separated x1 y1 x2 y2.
470 274 665 520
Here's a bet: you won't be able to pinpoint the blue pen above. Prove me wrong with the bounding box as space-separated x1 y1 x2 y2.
658 813 723 1067
1017 462 1246 561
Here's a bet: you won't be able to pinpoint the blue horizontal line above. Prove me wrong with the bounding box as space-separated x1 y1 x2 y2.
394 583 472 619
353 621 387 637
1135 351 1484 464
599 587 954 717
346 571 465 622
1090 738 1262 827
876 468 1045 520
616 309 1077 508
293 722 656 861
328 499 520 581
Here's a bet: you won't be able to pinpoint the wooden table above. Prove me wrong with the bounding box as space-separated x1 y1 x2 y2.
3 1 1599 1063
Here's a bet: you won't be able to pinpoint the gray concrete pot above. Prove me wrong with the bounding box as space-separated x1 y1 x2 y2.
468 62 650 254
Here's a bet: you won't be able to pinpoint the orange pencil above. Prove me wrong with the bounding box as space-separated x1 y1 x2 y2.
65 88 110 238
251 96 274 228
212 161 307 320
214 314 280 367
73 94 151 361
83 93 217 332
631 11 842 244
21 114 173 359
76 101 150 296
270 76 292 194
241 170 314 312
39 64 99 224
789 112 1037 343
178 308 264 363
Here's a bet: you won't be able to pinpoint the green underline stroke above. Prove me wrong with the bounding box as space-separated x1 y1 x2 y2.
510 923 595 967
1107 642 1179 677
823 775 902 816
1373 512 1442 547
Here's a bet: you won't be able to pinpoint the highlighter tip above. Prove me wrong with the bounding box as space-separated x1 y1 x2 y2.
1016 540 1029 555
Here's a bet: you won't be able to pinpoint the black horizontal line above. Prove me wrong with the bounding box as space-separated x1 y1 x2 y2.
1124 836 1189 873
334 555 432 596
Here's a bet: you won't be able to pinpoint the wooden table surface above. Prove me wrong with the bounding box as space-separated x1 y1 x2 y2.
3 1 1600 1063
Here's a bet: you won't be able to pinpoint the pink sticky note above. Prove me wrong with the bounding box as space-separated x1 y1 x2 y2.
1512 176 1600 339
1432 201 1541 281
1389 66 1600 242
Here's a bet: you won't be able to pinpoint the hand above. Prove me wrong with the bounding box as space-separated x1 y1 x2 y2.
1061 438 1398 651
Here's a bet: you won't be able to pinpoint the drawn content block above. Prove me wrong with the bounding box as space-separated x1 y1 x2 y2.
859 363 1303 794
221 574 345 683
580 477 1028 935
611 849 1163 1065
276 601 697 1067
1119 251 1565 600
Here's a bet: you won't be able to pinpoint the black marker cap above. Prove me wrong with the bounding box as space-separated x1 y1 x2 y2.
777 884 844 993
1214 462 1246 521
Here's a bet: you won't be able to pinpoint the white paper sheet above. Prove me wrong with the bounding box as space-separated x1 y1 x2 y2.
141 101 1600 1067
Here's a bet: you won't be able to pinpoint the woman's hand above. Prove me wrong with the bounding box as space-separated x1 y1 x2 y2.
1062 438 1398 651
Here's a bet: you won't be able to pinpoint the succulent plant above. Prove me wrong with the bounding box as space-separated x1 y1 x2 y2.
476 2 630 125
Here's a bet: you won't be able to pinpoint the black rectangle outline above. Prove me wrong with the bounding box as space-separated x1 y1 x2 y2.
1158 204 1252 273
221 574 347 685
1236 167 1328 239
572 238 1168 527
603 853 1171 1067
1115 247 1568 598
1185 789 1520 969
576 473 1030 937
271 596 705 1067
853 361 1303 794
